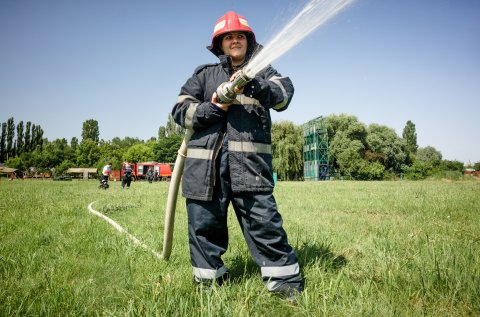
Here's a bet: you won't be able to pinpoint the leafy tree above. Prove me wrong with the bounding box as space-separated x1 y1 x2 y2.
6 117 15 160
363 150 387 164
31 124 36 150
30 124 44 151
56 160 75 175
124 143 154 163
111 136 143 150
41 138 74 168
325 115 367 177
16 121 24 156
152 135 182 163
323 115 411 179
70 137 79 152
24 121 31 152
329 130 365 179
416 146 442 167
367 124 407 174
9 148 41 174
5 156 26 171
439 160 464 173
32 148 48 172
98 140 124 170
165 114 184 137
271 121 303 180
333 115 367 142
107 137 144 167
76 139 101 167
405 146 442 179
158 126 166 140
402 120 418 155
14 147 44 173
354 160 385 180
0 122 6 162
36 126 44 150
82 119 100 143
405 160 431 180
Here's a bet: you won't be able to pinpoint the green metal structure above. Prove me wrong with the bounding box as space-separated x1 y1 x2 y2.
303 116 329 181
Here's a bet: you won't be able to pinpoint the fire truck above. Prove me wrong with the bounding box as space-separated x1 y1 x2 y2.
121 162 173 181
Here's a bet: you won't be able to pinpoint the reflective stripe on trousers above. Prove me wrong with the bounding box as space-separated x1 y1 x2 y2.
193 266 228 282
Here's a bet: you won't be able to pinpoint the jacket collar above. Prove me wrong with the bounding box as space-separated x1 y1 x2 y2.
216 43 263 74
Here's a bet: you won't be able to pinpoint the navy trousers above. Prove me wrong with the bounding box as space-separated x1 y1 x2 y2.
186 139 303 293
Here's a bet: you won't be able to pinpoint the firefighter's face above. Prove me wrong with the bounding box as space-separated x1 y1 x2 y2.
221 32 247 64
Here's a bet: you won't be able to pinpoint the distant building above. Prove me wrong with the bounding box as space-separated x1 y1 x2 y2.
66 168 98 180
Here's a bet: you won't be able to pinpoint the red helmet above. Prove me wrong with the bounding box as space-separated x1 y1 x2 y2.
208 11 256 56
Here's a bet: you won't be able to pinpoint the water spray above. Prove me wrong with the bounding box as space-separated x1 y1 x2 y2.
215 0 354 104
163 0 355 260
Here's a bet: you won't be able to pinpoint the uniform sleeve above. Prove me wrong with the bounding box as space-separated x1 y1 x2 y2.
171 67 226 130
242 66 294 112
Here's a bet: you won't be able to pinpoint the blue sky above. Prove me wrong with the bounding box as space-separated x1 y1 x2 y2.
1 0 479 164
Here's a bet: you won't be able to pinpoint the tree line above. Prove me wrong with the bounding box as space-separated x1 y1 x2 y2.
1 116 185 177
272 115 475 180
1 115 477 180
0 118 44 162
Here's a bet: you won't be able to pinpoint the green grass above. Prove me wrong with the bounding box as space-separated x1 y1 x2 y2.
0 178 479 316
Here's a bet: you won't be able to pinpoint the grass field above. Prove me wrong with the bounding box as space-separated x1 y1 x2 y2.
0 178 479 316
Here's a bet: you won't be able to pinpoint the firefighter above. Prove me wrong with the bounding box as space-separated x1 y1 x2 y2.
171 11 303 297
121 162 133 189
146 167 154 183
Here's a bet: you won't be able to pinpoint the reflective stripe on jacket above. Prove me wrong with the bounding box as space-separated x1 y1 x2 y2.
172 53 294 201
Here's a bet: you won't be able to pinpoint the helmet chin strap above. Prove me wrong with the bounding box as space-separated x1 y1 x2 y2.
232 60 247 72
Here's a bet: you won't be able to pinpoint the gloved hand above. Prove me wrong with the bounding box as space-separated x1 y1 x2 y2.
242 77 262 98
211 92 231 112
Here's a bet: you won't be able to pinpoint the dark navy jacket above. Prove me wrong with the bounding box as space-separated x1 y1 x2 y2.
172 53 294 201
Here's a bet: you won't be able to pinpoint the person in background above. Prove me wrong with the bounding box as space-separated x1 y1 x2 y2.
171 11 304 299
121 162 134 189
146 167 154 183
100 162 112 189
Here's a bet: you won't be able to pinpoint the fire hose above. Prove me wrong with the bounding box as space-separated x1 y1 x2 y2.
161 70 252 260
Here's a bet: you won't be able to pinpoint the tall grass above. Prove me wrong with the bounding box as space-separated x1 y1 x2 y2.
0 179 478 316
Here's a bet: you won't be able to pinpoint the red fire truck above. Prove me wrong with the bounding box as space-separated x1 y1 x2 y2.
121 162 172 181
